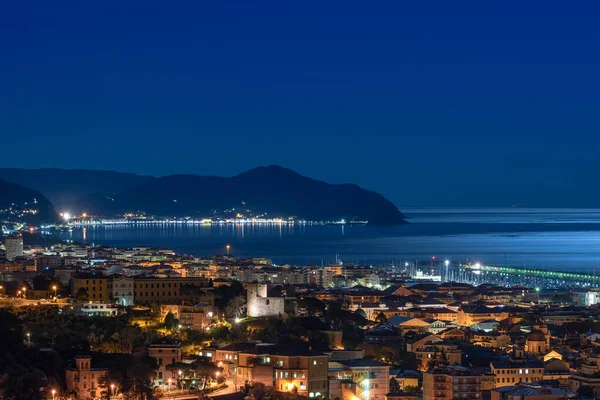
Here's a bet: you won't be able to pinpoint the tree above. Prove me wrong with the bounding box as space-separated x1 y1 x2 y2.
32 275 53 290
190 359 221 390
427 348 449 369
308 332 331 351
76 287 89 301
225 296 246 318
98 370 123 400
180 285 206 304
117 326 141 354
164 312 179 331
122 356 157 399
389 377 401 394
166 362 194 389
403 385 421 394
0 309 47 400
297 298 326 317
375 312 388 324
149 302 161 319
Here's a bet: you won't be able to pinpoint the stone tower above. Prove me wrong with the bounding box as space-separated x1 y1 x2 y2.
247 283 284 317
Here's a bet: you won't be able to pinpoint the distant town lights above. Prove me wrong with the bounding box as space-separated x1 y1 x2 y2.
62 212 71 220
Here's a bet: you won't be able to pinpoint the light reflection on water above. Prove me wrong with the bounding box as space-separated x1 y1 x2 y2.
58 209 600 271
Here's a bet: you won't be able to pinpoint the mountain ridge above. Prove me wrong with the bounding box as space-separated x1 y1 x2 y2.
0 178 57 224
0 166 406 225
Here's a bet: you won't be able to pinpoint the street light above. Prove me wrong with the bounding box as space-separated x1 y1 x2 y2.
168 378 172 391
208 311 213 318
51 389 56 400
110 383 115 396
226 244 230 256
52 285 57 298
22 287 27 299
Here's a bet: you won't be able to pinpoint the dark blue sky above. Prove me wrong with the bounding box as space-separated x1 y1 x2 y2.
2 2 599 207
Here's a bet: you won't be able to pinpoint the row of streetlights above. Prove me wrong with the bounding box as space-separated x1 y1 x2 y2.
165 370 221 391
1 285 59 299
47 383 115 399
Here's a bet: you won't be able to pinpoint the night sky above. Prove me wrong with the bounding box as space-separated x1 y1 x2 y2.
2 2 599 208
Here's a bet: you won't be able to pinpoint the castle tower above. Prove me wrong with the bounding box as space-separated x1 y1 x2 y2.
76 356 91 370
247 283 268 317
246 283 284 317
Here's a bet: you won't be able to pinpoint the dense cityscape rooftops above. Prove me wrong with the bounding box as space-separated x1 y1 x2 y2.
2 235 600 400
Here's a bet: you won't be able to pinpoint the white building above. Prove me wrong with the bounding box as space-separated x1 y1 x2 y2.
75 302 119 317
112 275 135 306
5 234 24 261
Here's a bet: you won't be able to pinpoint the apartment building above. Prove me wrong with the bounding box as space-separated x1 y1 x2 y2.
490 359 544 387
134 276 213 305
216 344 329 398
72 276 112 301
65 356 109 400
415 344 462 372
331 359 390 400
457 305 509 326
161 304 214 331
147 338 182 389
423 366 482 400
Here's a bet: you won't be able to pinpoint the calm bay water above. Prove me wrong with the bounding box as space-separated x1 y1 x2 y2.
58 208 600 271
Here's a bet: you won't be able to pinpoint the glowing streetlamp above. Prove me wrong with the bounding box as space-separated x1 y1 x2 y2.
168 378 172 391
22 287 27 299
52 285 57 298
208 311 213 318
51 389 56 400
226 244 230 256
